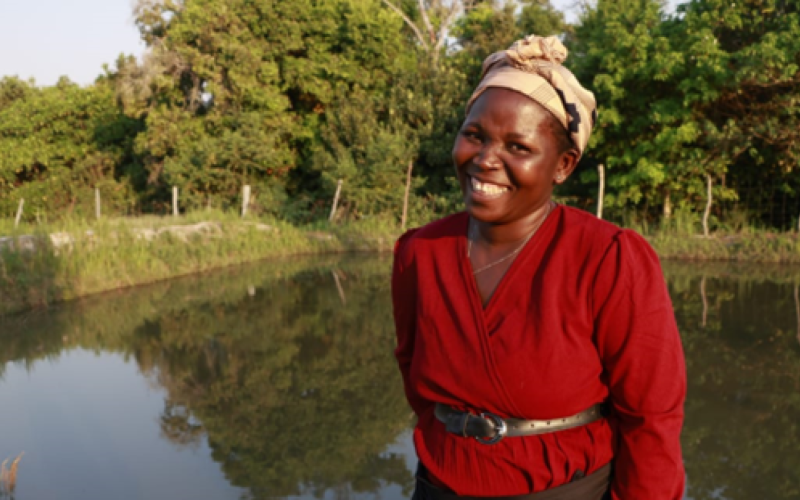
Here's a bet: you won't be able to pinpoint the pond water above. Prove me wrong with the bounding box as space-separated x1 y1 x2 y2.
1 254 799 500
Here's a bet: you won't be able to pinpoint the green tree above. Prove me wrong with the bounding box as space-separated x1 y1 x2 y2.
0 78 141 219
568 0 800 227
676 0 800 228
568 0 697 219
518 0 568 38
0 77 34 111
117 0 426 217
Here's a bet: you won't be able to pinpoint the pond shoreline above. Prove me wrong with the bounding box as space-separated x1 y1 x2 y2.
4 217 800 317
0 217 398 317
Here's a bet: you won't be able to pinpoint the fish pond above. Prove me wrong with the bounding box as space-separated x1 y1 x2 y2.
1 255 799 500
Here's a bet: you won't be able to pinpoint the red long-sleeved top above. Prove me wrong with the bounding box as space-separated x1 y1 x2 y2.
392 205 686 499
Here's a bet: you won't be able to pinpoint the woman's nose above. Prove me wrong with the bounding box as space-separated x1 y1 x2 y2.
474 144 501 169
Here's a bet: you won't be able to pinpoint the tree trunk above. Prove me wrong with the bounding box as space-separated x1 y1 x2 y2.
381 0 461 66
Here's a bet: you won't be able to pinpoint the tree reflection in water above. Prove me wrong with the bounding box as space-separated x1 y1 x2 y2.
1 255 415 499
132 259 414 498
665 262 800 499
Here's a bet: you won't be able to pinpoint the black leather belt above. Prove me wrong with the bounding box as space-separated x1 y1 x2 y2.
434 403 606 445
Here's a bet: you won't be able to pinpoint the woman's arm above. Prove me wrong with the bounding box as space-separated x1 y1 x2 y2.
392 230 428 416
592 230 686 500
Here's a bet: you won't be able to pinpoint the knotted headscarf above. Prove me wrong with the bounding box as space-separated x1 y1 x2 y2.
466 35 597 157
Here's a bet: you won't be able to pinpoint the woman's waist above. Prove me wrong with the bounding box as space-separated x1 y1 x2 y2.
413 381 611 423
413 415 614 496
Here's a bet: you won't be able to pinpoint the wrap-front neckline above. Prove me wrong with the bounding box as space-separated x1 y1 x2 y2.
458 204 561 318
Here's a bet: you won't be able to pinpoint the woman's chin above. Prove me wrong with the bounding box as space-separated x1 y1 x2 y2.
463 201 504 223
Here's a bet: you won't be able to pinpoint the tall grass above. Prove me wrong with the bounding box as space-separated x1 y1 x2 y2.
6 206 800 317
616 207 800 263
0 211 402 316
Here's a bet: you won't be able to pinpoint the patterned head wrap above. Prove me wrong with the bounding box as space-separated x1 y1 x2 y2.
466 35 597 157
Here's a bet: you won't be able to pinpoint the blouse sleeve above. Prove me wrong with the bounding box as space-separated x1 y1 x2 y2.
592 230 686 500
391 229 427 416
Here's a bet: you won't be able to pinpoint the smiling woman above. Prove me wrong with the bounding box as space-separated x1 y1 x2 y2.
391 35 686 500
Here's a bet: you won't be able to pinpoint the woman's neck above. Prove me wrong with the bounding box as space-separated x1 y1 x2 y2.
471 200 555 247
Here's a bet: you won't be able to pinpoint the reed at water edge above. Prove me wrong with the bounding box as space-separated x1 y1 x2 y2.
0 453 23 497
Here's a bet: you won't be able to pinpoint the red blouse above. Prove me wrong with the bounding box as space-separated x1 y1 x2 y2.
391 205 686 499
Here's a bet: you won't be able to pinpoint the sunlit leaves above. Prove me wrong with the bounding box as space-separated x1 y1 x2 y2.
0 79 140 218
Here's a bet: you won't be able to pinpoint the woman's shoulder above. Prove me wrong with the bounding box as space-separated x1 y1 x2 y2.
395 212 467 255
558 205 622 236
557 205 656 257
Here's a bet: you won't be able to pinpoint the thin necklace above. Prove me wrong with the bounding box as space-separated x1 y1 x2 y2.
468 201 555 276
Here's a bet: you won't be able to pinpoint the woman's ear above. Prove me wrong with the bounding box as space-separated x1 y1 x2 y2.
553 149 579 185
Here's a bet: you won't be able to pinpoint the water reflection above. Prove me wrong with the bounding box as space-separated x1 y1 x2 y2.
665 262 800 500
1 256 799 499
0 255 413 500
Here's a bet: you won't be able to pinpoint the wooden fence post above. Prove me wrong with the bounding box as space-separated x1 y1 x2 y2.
702 174 712 237
401 161 414 230
95 188 101 219
172 186 179 217
14 199 24 228
596 163 605 220
329 179 343 222
242 185 251 217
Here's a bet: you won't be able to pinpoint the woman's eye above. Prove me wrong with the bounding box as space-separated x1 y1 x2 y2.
462 130 481 142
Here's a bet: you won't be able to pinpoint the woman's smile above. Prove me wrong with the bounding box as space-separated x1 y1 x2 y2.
468 176 511 200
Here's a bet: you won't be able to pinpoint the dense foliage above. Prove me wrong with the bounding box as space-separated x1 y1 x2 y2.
1 0 799 230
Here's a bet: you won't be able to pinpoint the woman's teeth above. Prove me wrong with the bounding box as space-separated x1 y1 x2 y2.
471 177 508 195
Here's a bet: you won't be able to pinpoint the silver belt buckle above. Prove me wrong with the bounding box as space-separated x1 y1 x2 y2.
475 412 508 445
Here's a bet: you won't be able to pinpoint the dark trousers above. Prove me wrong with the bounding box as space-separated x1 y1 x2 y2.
412 463 612 500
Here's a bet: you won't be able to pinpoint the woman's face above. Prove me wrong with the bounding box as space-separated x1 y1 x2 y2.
452 87 577 225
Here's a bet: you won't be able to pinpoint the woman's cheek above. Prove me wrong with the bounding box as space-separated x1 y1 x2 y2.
452 141 464 165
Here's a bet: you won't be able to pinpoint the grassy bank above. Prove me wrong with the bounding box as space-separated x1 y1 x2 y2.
647 230 800 263
0 211 401 317
6 210 800 317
